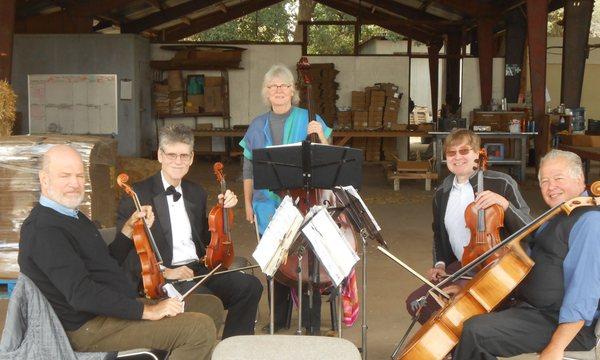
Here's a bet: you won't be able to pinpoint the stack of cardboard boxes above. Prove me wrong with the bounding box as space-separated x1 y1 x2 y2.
298 63 339 127
344 82 403 161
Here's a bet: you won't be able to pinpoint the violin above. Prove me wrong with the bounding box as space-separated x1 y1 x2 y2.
393 182 600 360
462 149 505 269
205 162 235 270
117 173 166 299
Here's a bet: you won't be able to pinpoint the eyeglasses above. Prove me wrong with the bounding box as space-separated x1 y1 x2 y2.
445 147 472 158
161 148 192 162
266 84 292 91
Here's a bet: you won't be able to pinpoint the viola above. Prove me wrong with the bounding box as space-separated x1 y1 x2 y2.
462 149 505 269
117 173 165 299
394 182 600 360
274 57 357 291
205 162 235 270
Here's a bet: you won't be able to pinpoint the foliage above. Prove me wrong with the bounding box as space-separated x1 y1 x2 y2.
186 0 406 54
0 80 17 136
548 7 600 37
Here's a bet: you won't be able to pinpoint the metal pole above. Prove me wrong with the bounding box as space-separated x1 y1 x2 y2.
338 284 343 338
296 247 303 335
269 276 275 335
361 228 368 360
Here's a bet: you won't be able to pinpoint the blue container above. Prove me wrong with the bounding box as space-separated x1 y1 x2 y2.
0 278 17 299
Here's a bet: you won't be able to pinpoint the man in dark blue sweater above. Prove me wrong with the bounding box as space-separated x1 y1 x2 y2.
18 144 223 360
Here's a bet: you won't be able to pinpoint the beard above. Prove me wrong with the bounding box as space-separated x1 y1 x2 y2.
46 184 85 209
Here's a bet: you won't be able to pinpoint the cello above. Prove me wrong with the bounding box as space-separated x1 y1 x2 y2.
205 162 235 270
386 181 600 360
117 173 166 299
462 149 505 269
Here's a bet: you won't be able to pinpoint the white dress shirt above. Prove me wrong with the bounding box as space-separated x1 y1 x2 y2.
161 172 199 266
438 177 475 268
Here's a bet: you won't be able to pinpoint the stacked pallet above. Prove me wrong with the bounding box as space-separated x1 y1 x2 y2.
297 63 339 127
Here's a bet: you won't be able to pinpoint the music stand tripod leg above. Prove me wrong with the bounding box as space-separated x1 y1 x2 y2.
269 276 275 335
296 246 304 336
360 228 368 360
338 283 343 338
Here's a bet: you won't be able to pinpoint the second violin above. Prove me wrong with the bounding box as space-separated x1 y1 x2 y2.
205 162 235 269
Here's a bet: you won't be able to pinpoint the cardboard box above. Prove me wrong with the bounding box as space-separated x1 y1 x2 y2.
203 86 223 113
185 94 204 113
353 111 368 129
351 91 366 110
368 109 383 127
337 111 352 129
376 82 400 98
204 76 223 87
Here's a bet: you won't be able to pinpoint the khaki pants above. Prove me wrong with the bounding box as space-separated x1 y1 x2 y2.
67 294 224 360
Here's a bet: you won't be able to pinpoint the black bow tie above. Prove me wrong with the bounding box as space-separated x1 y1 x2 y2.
165 185 181 202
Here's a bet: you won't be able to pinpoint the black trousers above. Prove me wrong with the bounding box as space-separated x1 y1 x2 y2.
174 261 263 339
271 279 322 334
454 302 596 360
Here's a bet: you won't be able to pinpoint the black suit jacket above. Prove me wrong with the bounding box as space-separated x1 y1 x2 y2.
110 172 210 286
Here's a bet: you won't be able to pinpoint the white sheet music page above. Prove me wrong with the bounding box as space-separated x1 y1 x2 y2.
302 206 359 286
252 196 304 276
342 185 381 231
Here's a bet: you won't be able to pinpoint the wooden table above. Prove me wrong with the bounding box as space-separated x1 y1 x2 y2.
430 132 537 182
557 144 600 181
193 129 431 157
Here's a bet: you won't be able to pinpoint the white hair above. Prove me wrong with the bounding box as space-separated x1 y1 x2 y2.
261 64 300 107
538 149 584 182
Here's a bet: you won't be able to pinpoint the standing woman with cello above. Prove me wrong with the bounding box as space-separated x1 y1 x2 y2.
240 63 332 332
405 129 532 323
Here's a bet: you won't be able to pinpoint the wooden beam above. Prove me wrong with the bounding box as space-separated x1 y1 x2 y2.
360 0 445 22
504 10 526 103
527 0 548 163
428 41 443 123
477 17 495 108
0 0 16 82
561 0 594 108
315 0 439 44
436 0 496 17
64 0 132 17
162 0 283 41
121 0 225 34
445 31 461 114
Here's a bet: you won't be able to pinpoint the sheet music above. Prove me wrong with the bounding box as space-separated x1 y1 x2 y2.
302 206 359 286
252 196 304 276
342 185 381 231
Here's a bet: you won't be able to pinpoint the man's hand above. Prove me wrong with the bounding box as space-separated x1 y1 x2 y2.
142 298 184 321
442 284 462 297
121 205 155 238
426 265 447 282
218 189 238 209
162 265 194 280
474 190 509 211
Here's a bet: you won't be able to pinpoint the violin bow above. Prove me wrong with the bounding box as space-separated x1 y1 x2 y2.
181 263 222 300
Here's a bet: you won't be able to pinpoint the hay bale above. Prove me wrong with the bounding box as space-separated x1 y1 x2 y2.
0 81 17 136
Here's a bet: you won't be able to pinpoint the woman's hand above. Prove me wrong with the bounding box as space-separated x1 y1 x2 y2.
308 121 328 143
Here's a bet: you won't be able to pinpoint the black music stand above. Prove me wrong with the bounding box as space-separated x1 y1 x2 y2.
253 141 363 191
253 141 363 336
332 186 387 360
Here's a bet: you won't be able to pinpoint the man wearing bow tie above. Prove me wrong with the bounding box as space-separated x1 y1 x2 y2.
112 124 263 338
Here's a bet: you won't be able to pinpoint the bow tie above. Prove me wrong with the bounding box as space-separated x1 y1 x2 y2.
165 185 181 202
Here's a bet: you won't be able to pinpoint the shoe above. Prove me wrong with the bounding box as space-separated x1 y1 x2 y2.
261 324 283 334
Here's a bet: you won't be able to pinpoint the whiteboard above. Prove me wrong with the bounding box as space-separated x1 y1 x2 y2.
28 74 118 135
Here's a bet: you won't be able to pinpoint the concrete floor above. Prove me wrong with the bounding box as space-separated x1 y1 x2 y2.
188 157 552 360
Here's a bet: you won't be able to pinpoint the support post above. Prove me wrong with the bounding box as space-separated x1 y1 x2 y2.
477 17 496 108
561 0 594 108
504 10 527 103
445 31 462 115
428 41 442 124
527 0 548 164
0 0 16 82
